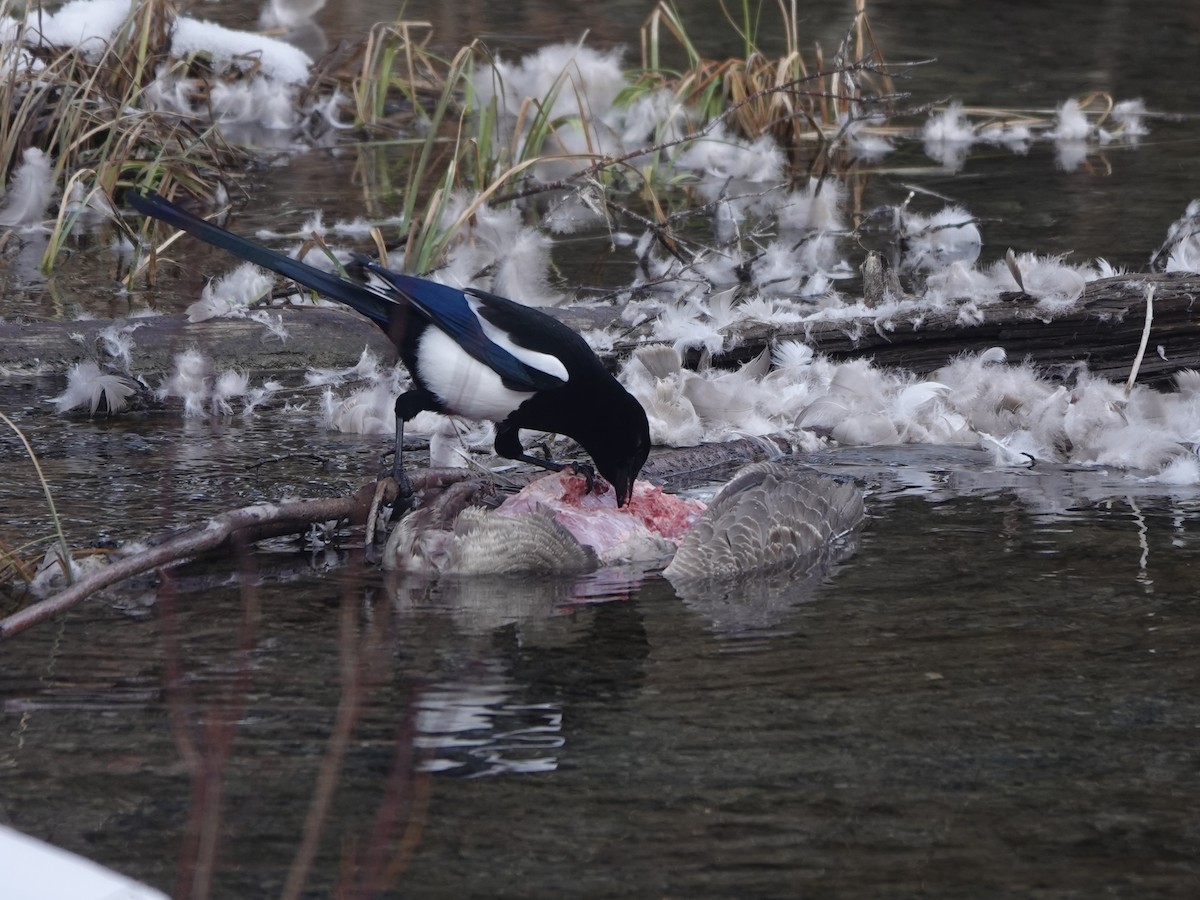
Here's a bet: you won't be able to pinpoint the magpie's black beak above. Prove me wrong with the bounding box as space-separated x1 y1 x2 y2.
612 469 636 507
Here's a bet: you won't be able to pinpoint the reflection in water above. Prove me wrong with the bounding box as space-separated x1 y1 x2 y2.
672 534 860 640
3 0 1200 891
3 459 1200 895
416 662 564 777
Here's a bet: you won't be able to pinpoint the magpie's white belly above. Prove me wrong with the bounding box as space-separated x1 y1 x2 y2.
417 327 536 420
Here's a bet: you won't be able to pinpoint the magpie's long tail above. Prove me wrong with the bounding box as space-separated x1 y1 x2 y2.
127 191 396 329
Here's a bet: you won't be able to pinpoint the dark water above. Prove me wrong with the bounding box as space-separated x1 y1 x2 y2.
4 1 1200 896
3 413 1200 896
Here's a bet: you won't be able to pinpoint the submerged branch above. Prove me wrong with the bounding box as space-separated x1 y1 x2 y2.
0 488 372 640
0 441 793 641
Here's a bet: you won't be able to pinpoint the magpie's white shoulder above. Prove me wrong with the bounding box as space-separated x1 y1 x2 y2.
464 287 601 369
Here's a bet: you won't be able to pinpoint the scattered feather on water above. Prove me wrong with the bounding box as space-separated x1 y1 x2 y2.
50 361 136 414
0 147 54 228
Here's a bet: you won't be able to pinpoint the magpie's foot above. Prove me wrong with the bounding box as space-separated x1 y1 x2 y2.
569 462 596 494
386 470 419 519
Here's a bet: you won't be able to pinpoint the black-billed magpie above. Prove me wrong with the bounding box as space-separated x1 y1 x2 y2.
127 191 651 505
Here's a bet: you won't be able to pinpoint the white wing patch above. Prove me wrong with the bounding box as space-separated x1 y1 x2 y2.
467 297 569 383
417 327 535 421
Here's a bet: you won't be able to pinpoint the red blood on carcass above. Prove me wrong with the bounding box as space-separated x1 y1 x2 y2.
496 472 705 563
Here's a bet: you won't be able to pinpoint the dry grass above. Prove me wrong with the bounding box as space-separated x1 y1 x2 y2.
0 0 246 271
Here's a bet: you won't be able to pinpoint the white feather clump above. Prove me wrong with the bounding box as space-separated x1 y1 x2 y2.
622 345 780 446
259 0 326 29
0 147 54 228
187 263 275 322
796 360 906 445
27 0 134 60
922 101 975 170
1110 98 1149 141
744 244 801 297
310 349 407 435
160 348 213 417
923 261 1004 306
921 252 1090 313
616 88 692 147
472 43 627 181
621 346 703 446
1048 98 1092 141
902 205 982 271
425 416 498 469
737 294 806 327
1156 200 1200 274
1090 257 1127 279
155 351 262 419
428 418 467 468
50 361 136 414
839 112 893 160
991 253 1089 307
169 15 312 83
629 324 1200 481
211 370 250 416
978 121 1032 152
675 124 785 206
247 309 290 342
922 101 975 144
930 351 1200 477
544 188 608 236
431 198 561 307
646 295 730 357
322 384 395 434
243 379 283 415
1152 455 1200 485
1049 99 1093 170
206 78 300 131
771 178 850 280
304 348 390 387
777 178 845 234
96 321 145 369
474 43 625 128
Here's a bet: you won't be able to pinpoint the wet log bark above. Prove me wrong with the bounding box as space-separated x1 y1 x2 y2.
2 274 1197 385
598 272 1200 386
0 308 395 374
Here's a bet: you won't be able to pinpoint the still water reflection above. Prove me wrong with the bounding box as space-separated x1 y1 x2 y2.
4 0 1200 894
3 434 1199 896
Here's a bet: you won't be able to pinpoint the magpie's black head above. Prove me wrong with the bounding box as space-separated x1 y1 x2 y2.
588 391 651 507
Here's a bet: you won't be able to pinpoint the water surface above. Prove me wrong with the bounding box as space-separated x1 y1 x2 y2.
3 1 1200 896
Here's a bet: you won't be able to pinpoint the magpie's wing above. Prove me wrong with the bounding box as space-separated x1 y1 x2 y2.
358 260 567 393
128 191 397 329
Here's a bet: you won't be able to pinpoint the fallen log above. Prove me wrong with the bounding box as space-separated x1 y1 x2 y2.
0 307 394 374
613 273 1199 385
3 274 1195 384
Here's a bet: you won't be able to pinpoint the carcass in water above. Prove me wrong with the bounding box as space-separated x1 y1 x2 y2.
384 463 863 581
663 462 864 581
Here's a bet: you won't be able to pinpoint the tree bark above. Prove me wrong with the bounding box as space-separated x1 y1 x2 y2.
4 274 1196 383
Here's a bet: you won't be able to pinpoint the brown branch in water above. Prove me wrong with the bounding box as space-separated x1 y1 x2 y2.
0 437 801 642
0 469 474 641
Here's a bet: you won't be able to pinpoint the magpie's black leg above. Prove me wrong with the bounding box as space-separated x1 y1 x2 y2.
393 388 441 503
494 424 595 491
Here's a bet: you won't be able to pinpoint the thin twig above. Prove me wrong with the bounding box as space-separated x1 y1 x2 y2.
1126 282 1155 395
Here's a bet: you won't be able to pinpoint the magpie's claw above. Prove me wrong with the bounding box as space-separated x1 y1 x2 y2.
387 471 419 519
570 461 596 494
